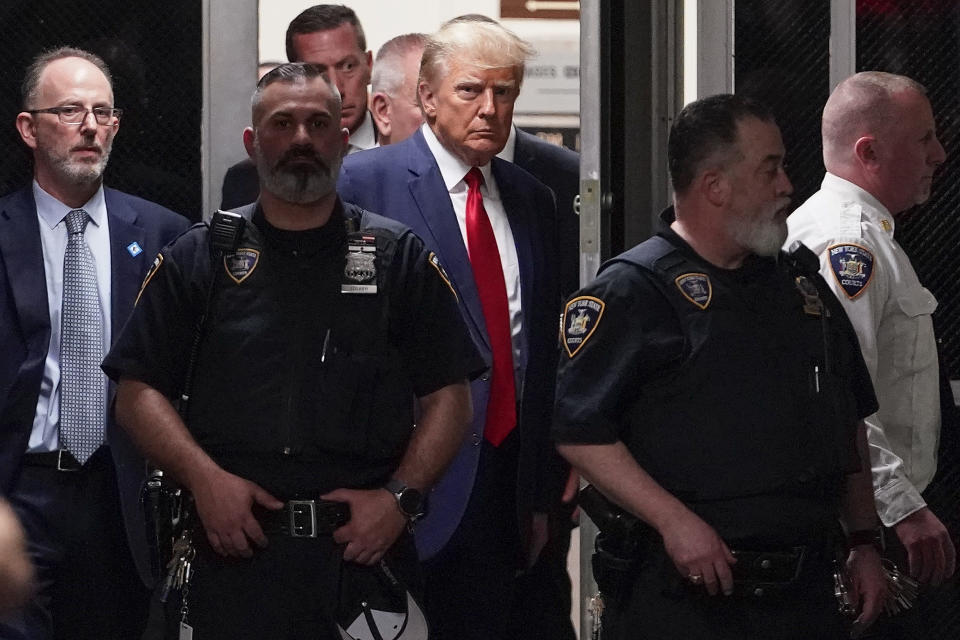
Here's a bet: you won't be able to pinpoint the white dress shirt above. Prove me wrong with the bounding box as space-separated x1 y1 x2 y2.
347 110 377 155
29 182 112 452
786 173 940 526
421 123 524 372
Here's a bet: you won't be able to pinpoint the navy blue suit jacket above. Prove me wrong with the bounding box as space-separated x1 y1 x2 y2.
513 129 580 297
338 130 562 560
0 185 189 585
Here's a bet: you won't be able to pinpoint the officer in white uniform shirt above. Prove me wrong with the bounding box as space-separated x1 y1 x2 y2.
786 72 955 612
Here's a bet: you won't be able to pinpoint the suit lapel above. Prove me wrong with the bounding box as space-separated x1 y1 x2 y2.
0 188 50 351
104 189 147 333
493 159 537 368
406 134 491 351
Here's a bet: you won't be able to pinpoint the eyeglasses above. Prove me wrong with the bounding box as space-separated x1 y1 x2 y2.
27 105 123 126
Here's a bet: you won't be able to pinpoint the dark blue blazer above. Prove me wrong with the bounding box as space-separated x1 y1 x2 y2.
338 130 562 560
0 185 189 585
513 129 581 297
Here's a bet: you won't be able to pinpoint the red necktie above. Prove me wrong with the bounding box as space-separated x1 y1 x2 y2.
464 167 516 446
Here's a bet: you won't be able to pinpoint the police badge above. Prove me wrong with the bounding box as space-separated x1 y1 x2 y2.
342 235 378 294
224 248 260 284
562 296 605 357
675 273 712 310
827 243 874 299
135 253 164 306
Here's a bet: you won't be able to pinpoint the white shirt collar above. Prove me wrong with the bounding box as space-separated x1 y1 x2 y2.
497 124 517 163
420 123 497 196
821 172 892 223
347 109 377 154
33 180 107 230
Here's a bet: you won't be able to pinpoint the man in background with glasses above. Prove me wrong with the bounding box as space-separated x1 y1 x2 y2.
0 47 188 639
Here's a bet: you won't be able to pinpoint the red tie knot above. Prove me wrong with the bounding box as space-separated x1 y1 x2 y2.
464 167 484 190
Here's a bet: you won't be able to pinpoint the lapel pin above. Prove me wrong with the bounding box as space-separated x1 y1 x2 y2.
126 241 143 257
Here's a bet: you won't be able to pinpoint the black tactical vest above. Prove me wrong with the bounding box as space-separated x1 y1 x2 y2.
185 205 413 492
605 236 857 535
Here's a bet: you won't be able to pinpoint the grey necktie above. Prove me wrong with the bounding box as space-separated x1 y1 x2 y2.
59 208 105 464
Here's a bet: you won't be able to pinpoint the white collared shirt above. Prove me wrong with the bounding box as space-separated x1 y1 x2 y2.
496 124 518 163
421 123 523 370
29 181 112 452
786 172 940 526
347 110 377 155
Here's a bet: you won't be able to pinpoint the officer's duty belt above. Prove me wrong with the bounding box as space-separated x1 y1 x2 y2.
259 499 350 538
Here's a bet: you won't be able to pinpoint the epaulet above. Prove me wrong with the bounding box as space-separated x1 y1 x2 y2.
836 201 864 238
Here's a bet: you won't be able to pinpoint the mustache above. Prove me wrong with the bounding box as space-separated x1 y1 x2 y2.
275 146 330 172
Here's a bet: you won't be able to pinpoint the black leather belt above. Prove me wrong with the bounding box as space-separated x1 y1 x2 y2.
259 499 350 538
21 449 83 471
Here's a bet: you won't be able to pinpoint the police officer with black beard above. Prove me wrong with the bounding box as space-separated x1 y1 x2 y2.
553 95 887 639
102 63 483 639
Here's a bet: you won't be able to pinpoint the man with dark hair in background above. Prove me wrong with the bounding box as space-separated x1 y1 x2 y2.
0 46 188 639
221 4 376 209
369 33 426 147
554 94 886 639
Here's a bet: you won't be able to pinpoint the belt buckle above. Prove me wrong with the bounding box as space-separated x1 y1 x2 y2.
57 449 79 472
288 500 317 538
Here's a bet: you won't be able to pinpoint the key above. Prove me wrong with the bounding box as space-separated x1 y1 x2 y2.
588 592 604 640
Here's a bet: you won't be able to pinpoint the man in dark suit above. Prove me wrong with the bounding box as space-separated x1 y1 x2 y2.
499 125 579 639
338 17 563 640
221 4 377 210
0 47 188 639
507 128 580 298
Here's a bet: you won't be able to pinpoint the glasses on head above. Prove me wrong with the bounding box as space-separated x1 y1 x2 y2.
27 105 122 126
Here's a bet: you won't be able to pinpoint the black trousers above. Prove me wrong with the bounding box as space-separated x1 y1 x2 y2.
161 530 420 640
422 436 522 640
601 546 847 640
1 447 149 640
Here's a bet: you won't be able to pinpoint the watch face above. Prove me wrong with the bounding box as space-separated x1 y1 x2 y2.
397 488 424 517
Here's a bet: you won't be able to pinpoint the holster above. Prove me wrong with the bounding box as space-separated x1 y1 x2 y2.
140 469 193 582
592 533 641 606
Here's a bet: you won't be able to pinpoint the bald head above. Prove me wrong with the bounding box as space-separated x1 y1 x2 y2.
822 71 925 170
821 71 945 215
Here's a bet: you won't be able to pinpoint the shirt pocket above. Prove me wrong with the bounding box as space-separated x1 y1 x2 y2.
892 287 938 373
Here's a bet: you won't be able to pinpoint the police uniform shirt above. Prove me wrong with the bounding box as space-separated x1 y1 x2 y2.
786 172 940 528
103 199 484 492
553 214 878 540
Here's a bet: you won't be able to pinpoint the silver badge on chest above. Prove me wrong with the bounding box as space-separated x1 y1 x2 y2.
342 231 378 294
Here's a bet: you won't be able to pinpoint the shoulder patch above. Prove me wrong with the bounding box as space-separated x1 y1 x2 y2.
675 273 712 310
134 253 163 306
427 251 457 301
562 296 605 358
827 243 874 299
224 248 260 284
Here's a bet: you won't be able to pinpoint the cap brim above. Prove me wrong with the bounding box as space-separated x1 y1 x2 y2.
338 590 428 640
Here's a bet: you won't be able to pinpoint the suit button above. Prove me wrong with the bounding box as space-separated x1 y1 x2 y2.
760 559 771 570
472 432 481 446
480 373 490 381
753 587 764 598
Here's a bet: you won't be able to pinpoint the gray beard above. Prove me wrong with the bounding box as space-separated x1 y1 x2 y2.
42 146 110 187
730 213 788 257
255 145 341 205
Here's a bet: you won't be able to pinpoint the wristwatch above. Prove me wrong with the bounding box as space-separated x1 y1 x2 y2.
384 478 426 522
